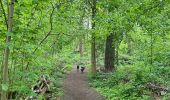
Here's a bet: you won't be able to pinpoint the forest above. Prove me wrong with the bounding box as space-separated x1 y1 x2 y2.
0 0 170 100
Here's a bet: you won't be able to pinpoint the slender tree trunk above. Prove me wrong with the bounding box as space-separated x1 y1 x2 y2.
91 37 96 74
150 32 153 65
127 37 132 55
79 38 83 57
79 6 85 59
116 43 119 65
83 35 86 53
1 0 15 100
91 0 97 74
0 0 8 87
1 51 4 86
104 34 115 72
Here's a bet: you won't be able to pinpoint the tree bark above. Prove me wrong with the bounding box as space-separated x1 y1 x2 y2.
1 50 4 87
91 0 97 74
79 38 83 57
116 43 119 65
104 34 115 72
1 0 15 100
150 32 153 65
127 37 132 55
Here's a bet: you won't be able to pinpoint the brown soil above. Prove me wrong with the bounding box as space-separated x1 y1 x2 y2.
61 66 105 100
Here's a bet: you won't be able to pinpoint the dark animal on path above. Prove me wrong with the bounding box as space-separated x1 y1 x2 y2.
81 67 85 73
77 65 79 69
77 65 79 72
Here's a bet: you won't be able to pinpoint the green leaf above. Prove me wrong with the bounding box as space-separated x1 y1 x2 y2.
6 32 13 36
2 84 9 91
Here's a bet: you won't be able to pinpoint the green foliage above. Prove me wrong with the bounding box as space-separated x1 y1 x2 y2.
89 62 170 99
0 0 85 98
1 84 9 91
0 0 170 99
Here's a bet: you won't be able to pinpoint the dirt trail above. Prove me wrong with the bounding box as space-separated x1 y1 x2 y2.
61 66 104 100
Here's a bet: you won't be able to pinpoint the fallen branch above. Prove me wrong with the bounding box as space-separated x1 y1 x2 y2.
147 83 169 96
26 75 52 100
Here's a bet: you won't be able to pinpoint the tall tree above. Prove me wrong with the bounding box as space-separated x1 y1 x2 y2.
1 0 15 100
91 0 97 74
104 33 115 72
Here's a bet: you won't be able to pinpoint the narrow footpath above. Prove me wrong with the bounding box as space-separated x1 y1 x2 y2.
61 66 104 100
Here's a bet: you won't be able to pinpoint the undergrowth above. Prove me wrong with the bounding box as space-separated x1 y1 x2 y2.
89 62 170 100
7 49 79 99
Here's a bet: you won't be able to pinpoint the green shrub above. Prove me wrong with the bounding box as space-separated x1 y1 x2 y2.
89 61 170 100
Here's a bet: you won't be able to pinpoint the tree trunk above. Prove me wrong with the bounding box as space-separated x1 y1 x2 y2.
116 43 119 65
1 0 15 100
104 34 115 72
127 37 132 55
1 50 4 86
91 0 97 74
150 32 153 65
79 37 83 57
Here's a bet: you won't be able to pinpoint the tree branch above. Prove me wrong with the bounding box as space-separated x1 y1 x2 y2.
32 3 60 54
27 3 39 27
0 0 8 29
143 2 163 14
137 1 164 25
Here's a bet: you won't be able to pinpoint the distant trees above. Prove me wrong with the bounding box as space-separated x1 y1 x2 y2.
97 0 169 72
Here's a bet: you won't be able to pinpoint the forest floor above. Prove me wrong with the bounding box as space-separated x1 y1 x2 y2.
61 66 105 100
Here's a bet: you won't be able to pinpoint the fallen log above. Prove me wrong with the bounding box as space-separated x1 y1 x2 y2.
147 83 169 96
26 75 52 100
